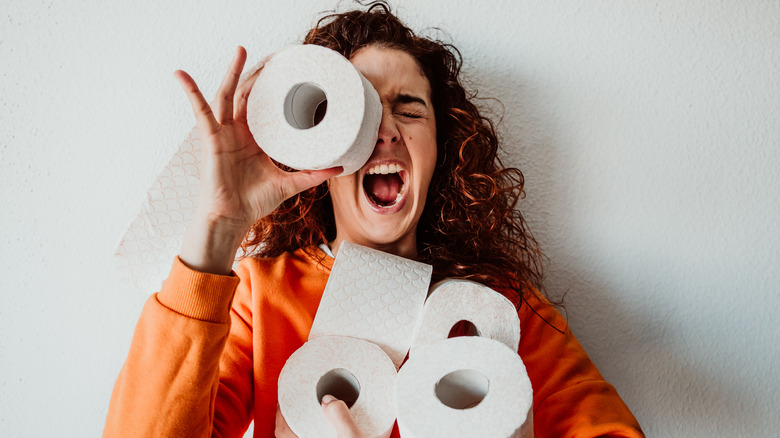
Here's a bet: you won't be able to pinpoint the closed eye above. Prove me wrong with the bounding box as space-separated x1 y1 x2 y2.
393 94 428 120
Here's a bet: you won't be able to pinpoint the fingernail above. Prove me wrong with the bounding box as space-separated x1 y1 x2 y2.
321 394 336 404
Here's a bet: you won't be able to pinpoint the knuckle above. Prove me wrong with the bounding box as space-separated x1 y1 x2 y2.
198 102 213 116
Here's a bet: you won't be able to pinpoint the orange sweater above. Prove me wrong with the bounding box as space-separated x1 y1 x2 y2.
104 247 643 437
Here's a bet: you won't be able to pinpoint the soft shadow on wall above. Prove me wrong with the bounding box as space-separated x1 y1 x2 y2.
474 66 768 436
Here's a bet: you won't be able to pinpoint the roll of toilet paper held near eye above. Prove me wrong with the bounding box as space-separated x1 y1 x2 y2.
246 44 382 175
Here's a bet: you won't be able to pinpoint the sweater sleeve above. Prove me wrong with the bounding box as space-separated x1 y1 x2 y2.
518 294 644 437
103 257 241 438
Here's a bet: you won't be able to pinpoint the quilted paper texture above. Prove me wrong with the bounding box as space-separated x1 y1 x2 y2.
114 57 267 293
309 241 433 367
114 127 201 293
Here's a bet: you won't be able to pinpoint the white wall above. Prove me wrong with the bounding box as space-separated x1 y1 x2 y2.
1 0 778 436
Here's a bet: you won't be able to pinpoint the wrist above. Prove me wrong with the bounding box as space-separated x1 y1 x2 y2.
180 214 250 275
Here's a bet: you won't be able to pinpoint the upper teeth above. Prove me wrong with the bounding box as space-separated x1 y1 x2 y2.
367 163 402 175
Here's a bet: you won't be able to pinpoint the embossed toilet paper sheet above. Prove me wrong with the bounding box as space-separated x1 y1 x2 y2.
114 56 270 293
308 241 433 368
114 126 201 293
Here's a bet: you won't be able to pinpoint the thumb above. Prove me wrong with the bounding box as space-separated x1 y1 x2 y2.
282 166 343 198
321 395 362 438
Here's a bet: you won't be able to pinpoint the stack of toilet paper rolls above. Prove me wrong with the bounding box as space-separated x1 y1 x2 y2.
397 280 534 438
278 242 534 438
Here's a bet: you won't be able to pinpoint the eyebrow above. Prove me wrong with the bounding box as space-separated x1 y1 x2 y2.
394 94 428 107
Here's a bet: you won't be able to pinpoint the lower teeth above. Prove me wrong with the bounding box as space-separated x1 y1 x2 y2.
374 197 395 207
371 192 402 207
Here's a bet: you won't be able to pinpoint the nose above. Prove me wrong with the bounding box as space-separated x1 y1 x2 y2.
375 109 399 146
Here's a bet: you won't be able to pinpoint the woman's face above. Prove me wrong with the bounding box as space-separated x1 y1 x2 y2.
328 45 437 258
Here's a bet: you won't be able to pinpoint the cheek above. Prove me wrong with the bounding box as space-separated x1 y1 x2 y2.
408 127 438 174
327 177 355 203
416 147 438 190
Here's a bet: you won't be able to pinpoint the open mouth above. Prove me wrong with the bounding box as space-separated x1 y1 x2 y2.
362 163 407 208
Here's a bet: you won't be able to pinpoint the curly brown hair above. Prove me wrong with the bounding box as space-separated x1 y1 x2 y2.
243 1 545 306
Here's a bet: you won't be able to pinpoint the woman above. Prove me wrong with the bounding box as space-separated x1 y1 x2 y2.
104 3 643 437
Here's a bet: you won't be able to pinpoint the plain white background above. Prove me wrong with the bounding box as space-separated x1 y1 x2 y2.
1 0 778 436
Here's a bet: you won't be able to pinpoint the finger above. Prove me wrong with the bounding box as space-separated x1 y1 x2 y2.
322 395 362 438
233 70 260 124
174 70 220 135
234 54 272 123
281 166 344 200
274 404 299 438
214 46 247 124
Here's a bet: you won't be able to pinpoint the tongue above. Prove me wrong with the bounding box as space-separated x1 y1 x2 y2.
365 173 401 205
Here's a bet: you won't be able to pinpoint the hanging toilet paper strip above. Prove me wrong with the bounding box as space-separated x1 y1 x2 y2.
278 335 397 438
308 241 432 368
114 57 269 293
395 336 534 438
409 279 521 355
247 44 382 175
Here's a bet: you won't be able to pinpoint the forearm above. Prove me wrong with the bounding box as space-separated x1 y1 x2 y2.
104 259 240 437
180 214 248 276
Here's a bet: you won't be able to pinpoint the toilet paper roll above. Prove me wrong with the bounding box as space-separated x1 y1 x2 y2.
309 241 432 368
409 279 521 354
278 335 397 438
247 44 382 175
396 336 534 438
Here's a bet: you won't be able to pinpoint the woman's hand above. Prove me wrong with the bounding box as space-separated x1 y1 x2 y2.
176 47 342 274
274 396 365 438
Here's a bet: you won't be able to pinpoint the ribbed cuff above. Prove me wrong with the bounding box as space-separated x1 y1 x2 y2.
157 256 241 324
